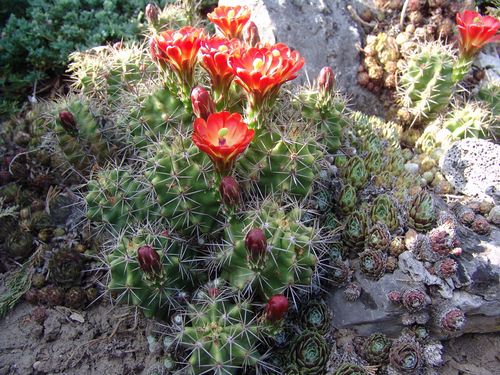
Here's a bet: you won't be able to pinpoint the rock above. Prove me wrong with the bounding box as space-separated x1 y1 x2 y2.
328 226 500 337
440 139 500 201
488 206 500 226
218 0 384 115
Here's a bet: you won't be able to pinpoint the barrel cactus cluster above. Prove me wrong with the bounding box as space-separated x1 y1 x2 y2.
4 2 496 374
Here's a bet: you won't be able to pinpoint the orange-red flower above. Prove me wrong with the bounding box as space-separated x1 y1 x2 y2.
228 43 304 108
199 37 241 100
192 111 254 174
456 10 500 58
207 5 251 39
150 26 205 86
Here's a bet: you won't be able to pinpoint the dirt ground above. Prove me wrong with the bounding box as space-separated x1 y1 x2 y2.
0 302 498 375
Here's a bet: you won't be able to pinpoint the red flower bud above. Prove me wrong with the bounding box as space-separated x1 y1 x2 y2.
219 176 241 207
137 245 162 274
245 228 267 259
243 21 260 47
317 67 335 94
58 111 77 134
191 86 216 120
145 3 161 25
265 294 288 322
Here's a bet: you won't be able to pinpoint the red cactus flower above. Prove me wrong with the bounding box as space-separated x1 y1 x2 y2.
137 245 162 274
456 10 500 58
219 176 241 207
191 86 216 120
228 43 304 109
265 294 289 322
245 228 267 259
192 111 254 174
207 5 251 39
150 26 205 86
199 36 241 100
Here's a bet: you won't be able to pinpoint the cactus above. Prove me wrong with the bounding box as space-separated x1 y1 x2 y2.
333 363 368 375
237 131 320 198
52 100 110 171
370 194 399 232
299 299 332 334
289 330 329 375
362 333 392 365
146 138 221 236
217 200 321 298
398 43 455 123
408 190 436 232
48 248 83 286
127 87 192 150
174 287 263 374
86 168 154 230
107 231 197 319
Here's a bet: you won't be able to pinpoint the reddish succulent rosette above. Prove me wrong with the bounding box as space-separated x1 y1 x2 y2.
150 26 205 85
228 42 305 107
207 5 251 39
199 36 241 99
192 111 254 174
456 10 500 58
441 308 466 332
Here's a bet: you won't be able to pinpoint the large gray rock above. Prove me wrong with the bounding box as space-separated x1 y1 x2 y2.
327 226 500 337
218 0 384 115
440 139 500 202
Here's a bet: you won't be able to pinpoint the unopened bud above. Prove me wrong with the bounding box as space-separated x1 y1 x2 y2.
191 86 216 120
243 21 260 47
58 111 77 134
265 294 288 322
145 3 161 25
137 245 162 274
317 67 335 94
245 228 267 259
219 176 241 207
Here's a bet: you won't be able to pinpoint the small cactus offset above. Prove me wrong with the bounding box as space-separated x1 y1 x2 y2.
173 286 264 375
398 43 455 124
107 230 198 319
216 200 323 298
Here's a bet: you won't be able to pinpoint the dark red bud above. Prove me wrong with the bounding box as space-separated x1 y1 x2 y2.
245 228 267 259
208 287 220 298
145 3 161 25
219 176 241 207
58 111 77 134
137 245 162 274
265 294 288 322
243 21 260 47
317 67 335 94
191 86 216 120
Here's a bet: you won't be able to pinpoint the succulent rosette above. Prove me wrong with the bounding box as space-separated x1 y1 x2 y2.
290 331 329 374
408 190 436 233
49 248 83 286
389 334 423 374
370 194 399 232
342 156 368 190
299 299 332 334
333 363 368 375
344 282 362 301
199 36 241 103
359 249 387 280
338 184 357 214
363 333 392 365
342 211 368 251
366 222 391 251
228 42 304 124
330 259 350 286
439 307 466 332
207 5 251 39
402 288 430 313
192 111 254 174
150 26 204 92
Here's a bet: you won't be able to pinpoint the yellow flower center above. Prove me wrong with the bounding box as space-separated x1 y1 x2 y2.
253 58 264 70
272 49 280 57
173 32 183 41
228 9 235 18
218 127 229 146
218 45 229 52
